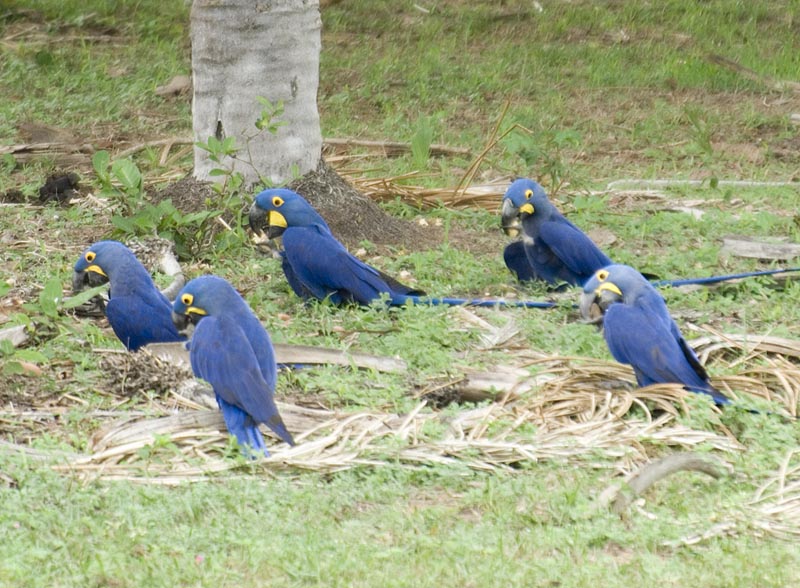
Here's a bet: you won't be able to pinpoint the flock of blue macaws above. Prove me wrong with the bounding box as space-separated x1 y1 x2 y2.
73 176 779 455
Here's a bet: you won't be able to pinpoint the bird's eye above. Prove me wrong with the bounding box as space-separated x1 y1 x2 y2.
85 251 96 262
181 293 193 305
596 270 609 281
272 196 284 207
524 189 533 199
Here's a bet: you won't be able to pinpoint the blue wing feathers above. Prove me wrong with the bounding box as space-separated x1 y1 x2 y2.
603 295 729 404
105 290 184 351
538 220 612 283
503 241 539 282
190 316 294 447
282 227 410 305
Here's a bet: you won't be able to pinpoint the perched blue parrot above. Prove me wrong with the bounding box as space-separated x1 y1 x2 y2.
501 178 613 287
580 264 730 405
248 188 426 305
171 275 294 455
72 240 185 351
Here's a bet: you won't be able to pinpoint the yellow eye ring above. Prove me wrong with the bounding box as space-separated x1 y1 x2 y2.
596 269 609 282
524 189 533 199
85 251 96 262
181 293 193 305
272 196 284 207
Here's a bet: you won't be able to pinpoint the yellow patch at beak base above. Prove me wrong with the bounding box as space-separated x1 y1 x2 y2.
519 203 534 215
595 281 622 297
86 264 107 277
186 306 207 316
268 210 287 228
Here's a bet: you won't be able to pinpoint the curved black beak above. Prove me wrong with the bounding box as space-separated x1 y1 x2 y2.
266 224 286 239
501 199 522 237
72 269 109 294
171 311 206 337
579 288 622 326
248 202 268 237
171 311 190 333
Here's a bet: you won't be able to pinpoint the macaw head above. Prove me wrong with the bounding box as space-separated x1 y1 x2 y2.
500 178 551 237
579 264 647 325
171 275 244 332
73 240 135 293
248 188 329 240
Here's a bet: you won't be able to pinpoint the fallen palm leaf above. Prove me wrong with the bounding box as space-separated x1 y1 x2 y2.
52 378 743 483
23 333 800 484
142 341 408 374
692 333 800 364
343 173 508 211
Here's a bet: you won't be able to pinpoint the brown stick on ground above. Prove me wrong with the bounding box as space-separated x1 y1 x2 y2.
323 138 471 158
707 54 800 93
608 452 726 514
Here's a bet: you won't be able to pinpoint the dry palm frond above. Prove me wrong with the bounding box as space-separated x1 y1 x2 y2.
747 449 800 540
688 332 800 416
36 333 800 483
342 171 508 211
53 381 740 483
693 333 800 365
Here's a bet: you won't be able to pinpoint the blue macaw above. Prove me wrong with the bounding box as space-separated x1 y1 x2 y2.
248 188 425 305
171 275 294 455
72 240 185 351
501 178 612 287
580 264 730 405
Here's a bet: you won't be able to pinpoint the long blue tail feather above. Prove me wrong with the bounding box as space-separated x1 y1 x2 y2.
393 267 800 310
651 267 800 288
401 295 558 309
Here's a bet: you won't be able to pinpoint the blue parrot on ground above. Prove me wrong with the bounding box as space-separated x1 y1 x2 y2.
248 188 426 306
579 264 730 405
72 240 185 351
501 178 613 287
171 275 294 455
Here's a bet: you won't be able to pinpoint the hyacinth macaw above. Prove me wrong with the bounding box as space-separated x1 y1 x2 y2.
580 264 730 405
501 178 612 287
171 275 295 455
72 240 185 351
248 188 425 305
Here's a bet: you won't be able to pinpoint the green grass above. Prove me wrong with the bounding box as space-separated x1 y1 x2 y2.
2 1 800 586
318 0 800 184
2 458 799 588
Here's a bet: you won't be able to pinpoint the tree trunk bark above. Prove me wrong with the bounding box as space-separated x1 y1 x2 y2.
191 0 322 186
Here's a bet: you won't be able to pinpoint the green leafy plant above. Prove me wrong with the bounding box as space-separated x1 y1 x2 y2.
1 280 106 375
93 150 234 256
92 151 145 215
196 95 290 194
255 96 287 135
194 135 245 196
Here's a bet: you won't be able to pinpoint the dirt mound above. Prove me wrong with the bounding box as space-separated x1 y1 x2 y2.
149 159 507 257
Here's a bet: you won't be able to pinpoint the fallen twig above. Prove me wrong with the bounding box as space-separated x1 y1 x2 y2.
604 452 727 515
323 137 470 158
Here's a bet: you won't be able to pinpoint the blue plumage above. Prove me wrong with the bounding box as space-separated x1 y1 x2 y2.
501 179 612 287
580 264 730 405
72 240 185 351
249 188 424 305
171 275 294 455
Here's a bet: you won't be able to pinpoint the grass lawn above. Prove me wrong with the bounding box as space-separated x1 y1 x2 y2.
2 1 800 586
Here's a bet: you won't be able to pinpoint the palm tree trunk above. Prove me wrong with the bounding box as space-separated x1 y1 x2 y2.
191 0 322 186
